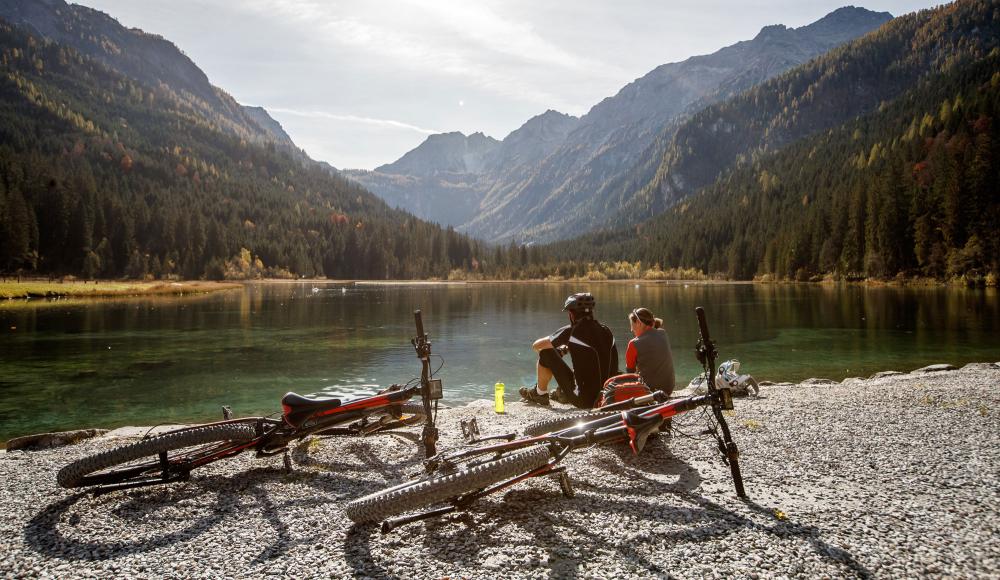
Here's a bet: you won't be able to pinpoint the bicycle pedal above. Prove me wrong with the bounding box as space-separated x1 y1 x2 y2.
460 417 481 443
556 471 574 498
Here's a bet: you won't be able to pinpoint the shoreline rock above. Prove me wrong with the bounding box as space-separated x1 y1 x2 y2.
5 429 108 451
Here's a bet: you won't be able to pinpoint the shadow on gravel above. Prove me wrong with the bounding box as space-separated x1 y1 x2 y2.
290 437 424 482
339 445 872 579
339 455 704 579
24 485 229 561
590 443 872 577
23 440 413 565
737 498 873 579
344 524 400 580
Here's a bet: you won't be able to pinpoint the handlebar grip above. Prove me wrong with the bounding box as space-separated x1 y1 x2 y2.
695 307 710 341
414 309 425 338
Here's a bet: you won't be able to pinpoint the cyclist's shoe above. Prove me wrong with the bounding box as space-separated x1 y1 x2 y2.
519 386 550 406
550 388 570 404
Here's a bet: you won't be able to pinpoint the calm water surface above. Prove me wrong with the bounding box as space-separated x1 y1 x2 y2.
1 282 998 441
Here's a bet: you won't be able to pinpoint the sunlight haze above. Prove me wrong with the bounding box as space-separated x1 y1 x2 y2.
75 0 938 169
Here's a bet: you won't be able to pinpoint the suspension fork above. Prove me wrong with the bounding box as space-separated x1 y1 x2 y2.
413 309 439 457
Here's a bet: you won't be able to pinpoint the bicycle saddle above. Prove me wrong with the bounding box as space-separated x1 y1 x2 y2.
281 392 342 428
621 410 664 454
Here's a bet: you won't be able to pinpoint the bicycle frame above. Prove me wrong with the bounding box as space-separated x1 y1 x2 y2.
380 306 746 532
81 310 442 495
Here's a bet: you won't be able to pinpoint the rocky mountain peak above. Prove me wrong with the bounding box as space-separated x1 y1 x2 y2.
375 131 500 176
754 24 788 39
801 6 893 43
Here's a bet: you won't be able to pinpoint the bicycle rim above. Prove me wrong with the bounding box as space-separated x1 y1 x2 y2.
344 445 551 524
57 422 257 489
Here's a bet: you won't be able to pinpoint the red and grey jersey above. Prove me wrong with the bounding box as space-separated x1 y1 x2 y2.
625 328 675 394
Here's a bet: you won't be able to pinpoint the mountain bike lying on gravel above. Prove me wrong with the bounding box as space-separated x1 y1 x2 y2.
58 310 444 493
346 307 747 532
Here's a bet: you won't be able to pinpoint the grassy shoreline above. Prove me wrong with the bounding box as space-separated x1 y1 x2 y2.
0 280 243 300
1 276 989 301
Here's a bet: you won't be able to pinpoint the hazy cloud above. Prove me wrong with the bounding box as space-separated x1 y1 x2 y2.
265 107 440 135
75 0 940 169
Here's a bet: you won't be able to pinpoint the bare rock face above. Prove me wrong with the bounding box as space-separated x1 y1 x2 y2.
871 371 904 379
345 111 579 227
5 429 108 451
914 364 958 373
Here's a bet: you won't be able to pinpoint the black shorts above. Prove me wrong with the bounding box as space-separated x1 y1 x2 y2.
538 348 575 394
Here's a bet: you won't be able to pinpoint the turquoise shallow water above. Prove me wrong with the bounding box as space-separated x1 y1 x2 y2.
1 281 998 441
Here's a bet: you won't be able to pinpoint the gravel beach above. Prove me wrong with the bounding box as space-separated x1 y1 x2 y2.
1 363 998 579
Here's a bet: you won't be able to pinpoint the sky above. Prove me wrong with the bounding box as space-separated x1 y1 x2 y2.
75 0 939 170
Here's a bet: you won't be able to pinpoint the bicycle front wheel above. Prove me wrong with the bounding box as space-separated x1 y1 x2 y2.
522 410 620 436
345 445 551 523
57 422 257 489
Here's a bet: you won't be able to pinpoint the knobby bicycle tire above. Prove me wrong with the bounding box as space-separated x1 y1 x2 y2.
392 402 427 423
522 410 620 437
345 445 551 523
57 422 257 489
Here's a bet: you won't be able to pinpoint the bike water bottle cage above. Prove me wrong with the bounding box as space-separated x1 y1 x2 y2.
281 392 342 428
621 410 664 454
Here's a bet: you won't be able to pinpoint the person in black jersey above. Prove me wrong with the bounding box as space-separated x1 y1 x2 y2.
520 292 619 408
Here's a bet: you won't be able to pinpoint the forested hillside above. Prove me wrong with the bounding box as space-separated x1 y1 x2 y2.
0 20 483 279
548 45 1000 282
0 0 302 155
628 0 1000 220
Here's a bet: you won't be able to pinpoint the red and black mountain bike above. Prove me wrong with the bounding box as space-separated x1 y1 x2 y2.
57 310 444 493
346 307 746 532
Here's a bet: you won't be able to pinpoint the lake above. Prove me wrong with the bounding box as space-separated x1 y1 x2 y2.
1 281 998 441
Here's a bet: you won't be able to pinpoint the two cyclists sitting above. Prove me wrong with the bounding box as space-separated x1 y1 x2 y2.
520 293 675 409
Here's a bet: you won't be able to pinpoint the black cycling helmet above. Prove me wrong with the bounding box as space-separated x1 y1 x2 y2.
562 292 595 314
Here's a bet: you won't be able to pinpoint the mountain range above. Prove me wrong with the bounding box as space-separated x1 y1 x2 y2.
0 0 483 279
1 0 995 284
346 6 892 242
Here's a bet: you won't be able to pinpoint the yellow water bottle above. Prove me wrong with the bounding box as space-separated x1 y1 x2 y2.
494 382 505 414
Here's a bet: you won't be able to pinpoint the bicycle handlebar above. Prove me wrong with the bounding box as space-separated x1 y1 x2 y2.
695 306 710 343
414 309 425 340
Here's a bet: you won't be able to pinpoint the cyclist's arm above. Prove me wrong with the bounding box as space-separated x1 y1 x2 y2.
537 325 571 352
625 339 637 373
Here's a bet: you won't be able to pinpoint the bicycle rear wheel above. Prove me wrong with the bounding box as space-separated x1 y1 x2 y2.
345 445 551 523
57 422 257 489
389 402 426 424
